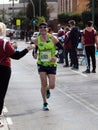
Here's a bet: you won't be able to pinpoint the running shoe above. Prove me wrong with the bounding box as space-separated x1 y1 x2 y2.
43 102 49 111
46 89 51 99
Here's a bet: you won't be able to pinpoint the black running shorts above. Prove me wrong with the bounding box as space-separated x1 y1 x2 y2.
37 64 57 75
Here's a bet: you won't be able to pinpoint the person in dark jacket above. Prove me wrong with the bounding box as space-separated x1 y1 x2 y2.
0 22 34 127
68 20 80 70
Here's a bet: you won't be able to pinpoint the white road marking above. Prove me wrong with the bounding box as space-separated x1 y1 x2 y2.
3 106 13 125
6 117 13 125
71 69 88 77
56 87 98 116
3 106 8 113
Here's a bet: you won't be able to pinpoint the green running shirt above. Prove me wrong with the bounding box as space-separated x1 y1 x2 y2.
37 34 57 67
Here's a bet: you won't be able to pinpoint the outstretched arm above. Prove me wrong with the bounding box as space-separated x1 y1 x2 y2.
10 44 35 60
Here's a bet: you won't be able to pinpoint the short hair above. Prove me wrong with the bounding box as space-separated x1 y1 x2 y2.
65 26 70 32
0 22 6 36
68 20 76 26
87 21 93 27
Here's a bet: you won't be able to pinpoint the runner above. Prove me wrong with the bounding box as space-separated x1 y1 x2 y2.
32 22 63 110
82 21 98 73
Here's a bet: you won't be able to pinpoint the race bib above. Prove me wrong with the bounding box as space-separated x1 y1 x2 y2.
40 52 51 62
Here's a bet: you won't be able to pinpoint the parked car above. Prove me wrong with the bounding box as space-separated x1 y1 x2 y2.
6 28 15 37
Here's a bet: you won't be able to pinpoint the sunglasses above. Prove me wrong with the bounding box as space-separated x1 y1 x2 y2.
39 26 47 29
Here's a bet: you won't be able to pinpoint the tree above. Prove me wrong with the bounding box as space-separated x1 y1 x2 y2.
9 0 18 2
87 0 98 12
36 16 46 27
33 0 47 17
58 13 71 25
26 0 47 19
19 0 28 2
86 0 98 28
0 9 7 21
81 11 92 26
26 1 33 19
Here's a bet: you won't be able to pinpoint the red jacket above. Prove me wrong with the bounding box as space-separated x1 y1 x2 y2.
64 31 71 49
0 38 15 67
82 29 97 46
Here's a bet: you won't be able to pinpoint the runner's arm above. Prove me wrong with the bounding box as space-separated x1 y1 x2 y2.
52 35 64 50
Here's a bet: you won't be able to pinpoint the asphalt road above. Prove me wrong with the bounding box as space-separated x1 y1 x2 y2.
3 40 98 130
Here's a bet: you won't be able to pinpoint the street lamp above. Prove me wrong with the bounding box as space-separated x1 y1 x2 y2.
39 0 41 16
2 0 5 21
12 0 14 19
92 0 94 24
29 0 35 32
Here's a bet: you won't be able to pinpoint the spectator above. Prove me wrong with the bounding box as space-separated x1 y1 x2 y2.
82 21 98 73
48 26 53 34
63 26 72 67
0 22 34 127
57 24 65 63
68 20 80 70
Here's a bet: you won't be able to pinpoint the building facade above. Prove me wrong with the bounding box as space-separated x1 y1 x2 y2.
0 2 27 19
0 0 89 21
58 0 89 13
47 0 58 20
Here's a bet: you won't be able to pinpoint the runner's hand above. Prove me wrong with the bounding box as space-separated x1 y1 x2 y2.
50 57 57 62
33 53 37 59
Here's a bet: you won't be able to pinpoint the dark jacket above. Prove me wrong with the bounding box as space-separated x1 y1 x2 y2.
69 26 80 47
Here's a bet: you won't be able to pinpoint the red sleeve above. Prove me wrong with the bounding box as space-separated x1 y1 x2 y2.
5 41 15 56
82 29 85 37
